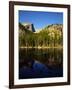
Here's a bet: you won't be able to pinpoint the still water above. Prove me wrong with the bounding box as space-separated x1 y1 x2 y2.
19 48 63 79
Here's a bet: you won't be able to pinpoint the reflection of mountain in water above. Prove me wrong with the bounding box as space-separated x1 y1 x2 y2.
19 57 34 69
19 48 63 79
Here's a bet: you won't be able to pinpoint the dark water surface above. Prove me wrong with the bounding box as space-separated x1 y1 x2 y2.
19 48 63 79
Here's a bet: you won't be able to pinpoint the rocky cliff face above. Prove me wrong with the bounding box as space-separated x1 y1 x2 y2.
23 23 35 32
43 24 63 32
19 23 63 33
19 23 35 32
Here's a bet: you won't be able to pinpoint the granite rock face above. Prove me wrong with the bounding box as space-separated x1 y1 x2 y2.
19 23 35 32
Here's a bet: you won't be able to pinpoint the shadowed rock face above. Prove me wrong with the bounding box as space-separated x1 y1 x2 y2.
31 24 35 32
19 23 35 32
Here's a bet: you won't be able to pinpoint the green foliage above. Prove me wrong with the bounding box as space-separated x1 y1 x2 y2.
19 24 63 47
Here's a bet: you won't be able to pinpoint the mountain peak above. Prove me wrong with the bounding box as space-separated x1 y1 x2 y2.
20 22 35 32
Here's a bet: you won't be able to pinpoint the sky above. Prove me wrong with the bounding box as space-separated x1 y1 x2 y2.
19 10 63 31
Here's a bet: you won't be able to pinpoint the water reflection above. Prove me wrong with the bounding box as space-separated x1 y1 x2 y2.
19 48 63 79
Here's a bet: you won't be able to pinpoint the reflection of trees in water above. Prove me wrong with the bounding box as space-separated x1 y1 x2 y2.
19 48 63 68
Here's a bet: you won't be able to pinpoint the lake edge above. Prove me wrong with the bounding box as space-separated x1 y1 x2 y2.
19 46 63 49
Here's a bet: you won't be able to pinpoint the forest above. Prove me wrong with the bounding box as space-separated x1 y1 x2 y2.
19 23 63 48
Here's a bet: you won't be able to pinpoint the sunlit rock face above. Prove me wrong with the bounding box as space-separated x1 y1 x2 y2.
19 23 35 32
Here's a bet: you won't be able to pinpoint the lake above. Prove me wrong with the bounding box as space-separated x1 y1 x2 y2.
19 48 63 79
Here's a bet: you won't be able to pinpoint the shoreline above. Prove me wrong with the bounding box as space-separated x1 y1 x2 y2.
19 46 63 49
